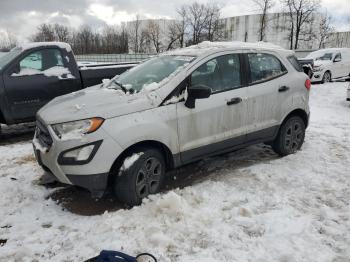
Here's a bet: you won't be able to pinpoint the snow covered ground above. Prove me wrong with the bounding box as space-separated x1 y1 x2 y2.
1 82 350 262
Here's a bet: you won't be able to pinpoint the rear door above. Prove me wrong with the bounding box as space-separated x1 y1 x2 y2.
176 53 248 163
244 52 289 141
3 48 76 122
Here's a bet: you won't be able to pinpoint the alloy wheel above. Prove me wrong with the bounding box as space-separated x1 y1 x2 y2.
135 157 162 198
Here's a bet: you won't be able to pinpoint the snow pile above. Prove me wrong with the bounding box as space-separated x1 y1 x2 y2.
168 41 291 56
59 128 85 141
0 82 350 261
120 152 144 173
19 42 72 52
163 91 186 105
12 66 74 79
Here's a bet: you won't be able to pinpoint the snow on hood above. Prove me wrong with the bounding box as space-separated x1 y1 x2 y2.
38 85 162 125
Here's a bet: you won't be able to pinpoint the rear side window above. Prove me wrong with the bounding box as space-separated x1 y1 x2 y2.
191 54 241 93
287 55 303 72
248 53 287 83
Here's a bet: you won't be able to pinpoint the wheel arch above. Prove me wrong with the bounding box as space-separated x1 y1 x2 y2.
281 108 309 128
107 140 175 186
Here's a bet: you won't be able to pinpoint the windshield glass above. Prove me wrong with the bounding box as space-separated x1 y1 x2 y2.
0 47 22 70
305 51 333 61
107 55 196 93
315 53 333 61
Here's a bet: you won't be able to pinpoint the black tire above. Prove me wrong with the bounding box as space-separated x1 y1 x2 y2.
272 116 305 156
322 71 331 83
113 148 165 206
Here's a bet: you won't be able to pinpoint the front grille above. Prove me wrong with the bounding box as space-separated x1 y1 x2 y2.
36 120 53 149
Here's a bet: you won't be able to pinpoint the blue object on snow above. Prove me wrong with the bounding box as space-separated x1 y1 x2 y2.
85 250 157 262
95 250 136 262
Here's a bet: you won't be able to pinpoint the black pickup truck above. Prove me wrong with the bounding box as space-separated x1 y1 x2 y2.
0 42 137 129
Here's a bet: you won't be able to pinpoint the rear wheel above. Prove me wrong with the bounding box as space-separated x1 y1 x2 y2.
113 148 165 206
322 71 331 83
272 116 305 156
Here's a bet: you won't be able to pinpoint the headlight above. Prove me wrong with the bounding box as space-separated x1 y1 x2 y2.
52 117 104 140
313 66 323 72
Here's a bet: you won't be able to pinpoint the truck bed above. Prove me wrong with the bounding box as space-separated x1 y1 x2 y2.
78 62 138 88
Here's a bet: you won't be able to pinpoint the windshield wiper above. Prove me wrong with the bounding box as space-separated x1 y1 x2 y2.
111 80 127 93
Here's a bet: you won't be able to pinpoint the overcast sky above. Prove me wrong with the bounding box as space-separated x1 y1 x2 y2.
0 0 349 42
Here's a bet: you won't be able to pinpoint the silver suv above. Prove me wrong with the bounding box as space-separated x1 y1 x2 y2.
33 42 311 206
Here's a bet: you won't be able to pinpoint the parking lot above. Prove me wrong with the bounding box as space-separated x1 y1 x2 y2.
0 81 349 261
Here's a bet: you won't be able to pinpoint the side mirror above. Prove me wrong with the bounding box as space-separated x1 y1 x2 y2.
334 57 341 63
185 85 211 109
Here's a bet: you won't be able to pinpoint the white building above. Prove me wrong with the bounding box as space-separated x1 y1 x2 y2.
125 14 350 53
220 13 324 50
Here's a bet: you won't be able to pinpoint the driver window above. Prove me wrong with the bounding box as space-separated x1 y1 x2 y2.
15 49 64 75
190 54 241 93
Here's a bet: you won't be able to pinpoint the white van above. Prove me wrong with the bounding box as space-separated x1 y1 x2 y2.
304 48 350 83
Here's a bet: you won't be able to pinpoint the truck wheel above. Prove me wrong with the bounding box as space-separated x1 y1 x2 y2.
322 71 331 83
113 148 165 206
272 116 305 156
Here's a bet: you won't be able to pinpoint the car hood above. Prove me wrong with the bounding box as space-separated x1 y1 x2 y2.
37 85 162 125
313 60 332 67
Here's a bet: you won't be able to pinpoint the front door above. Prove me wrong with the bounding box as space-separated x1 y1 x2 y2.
3 48 73 122
176 53 248 164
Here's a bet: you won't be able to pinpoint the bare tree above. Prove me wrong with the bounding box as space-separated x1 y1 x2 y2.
282 0 320 49
146 20 162 53
54 24 70 42
30 24 55 42
318 12 334 48
176 6 187 47
76 25 94 54
252 0 275 41
177 2 223 46
205 3 223 41
166 21 183 50
186 2 209 44
128 14 142 53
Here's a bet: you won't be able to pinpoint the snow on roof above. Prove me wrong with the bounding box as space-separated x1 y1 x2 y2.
167 41 293 57
18 42 72 52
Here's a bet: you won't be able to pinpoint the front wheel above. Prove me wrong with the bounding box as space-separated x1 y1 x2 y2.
272 116 305 156
113 148 165 206
322 71 331 83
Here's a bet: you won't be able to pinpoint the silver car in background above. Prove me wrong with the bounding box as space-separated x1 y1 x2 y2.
33 41 311 206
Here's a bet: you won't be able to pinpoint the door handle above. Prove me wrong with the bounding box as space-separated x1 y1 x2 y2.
278 86 290 92
227 97 242 106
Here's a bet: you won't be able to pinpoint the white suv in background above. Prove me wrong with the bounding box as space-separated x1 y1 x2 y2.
304 48 350 83
33 42 311 206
